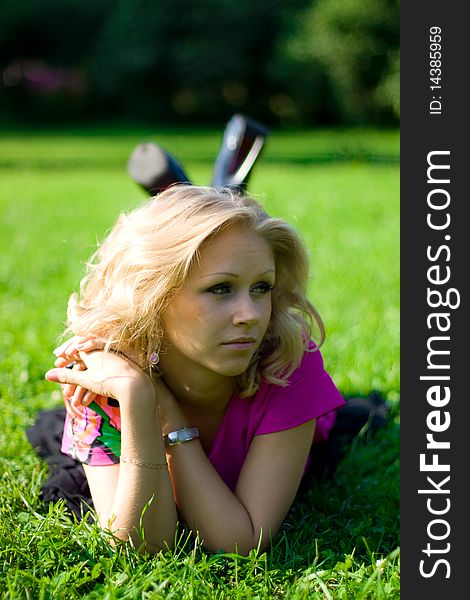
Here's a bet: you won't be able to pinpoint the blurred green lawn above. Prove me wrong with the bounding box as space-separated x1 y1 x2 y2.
0 127 399 598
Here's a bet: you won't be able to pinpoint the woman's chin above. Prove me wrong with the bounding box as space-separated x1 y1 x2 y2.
208 358 253 378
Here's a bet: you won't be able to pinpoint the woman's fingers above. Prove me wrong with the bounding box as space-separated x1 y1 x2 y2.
46 367 85 385
71 385 86 405
81 389 98 407
53 335 85 358
53 336 79 358
54 354 84 368
46 351 121 400
53 335 102 359
63 361 86 399
54 356 72 368
46 365 109 399
74 338 103 353
46 349 153 403
71 385 97 407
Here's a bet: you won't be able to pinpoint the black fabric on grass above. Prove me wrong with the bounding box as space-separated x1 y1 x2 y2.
26 407 92 520
298 391 389 493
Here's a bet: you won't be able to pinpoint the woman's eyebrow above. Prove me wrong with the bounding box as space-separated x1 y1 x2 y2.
198 269 275 279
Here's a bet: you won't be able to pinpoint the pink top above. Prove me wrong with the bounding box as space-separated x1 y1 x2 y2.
61 346 344 491
207 348 344 490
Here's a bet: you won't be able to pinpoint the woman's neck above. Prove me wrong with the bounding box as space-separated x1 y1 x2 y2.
157 355 236 411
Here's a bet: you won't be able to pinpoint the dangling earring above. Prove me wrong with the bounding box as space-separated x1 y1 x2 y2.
149 351 160 367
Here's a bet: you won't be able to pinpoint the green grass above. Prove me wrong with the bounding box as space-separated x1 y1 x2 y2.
0 128 399 598
0 125 399 168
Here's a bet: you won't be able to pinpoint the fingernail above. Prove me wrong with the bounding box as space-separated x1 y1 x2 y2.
45 370 59 382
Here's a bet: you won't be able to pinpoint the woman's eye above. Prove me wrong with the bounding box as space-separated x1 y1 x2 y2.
207 281 274 295
208 283 232 295
251 282 274 294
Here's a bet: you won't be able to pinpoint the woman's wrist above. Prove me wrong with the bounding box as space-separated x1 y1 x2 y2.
119 374 156 404
119 396 166 462
158 405 189 436
151 377 188 433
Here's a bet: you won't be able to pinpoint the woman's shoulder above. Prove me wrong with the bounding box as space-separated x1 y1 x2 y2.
250 342 345 435
267 343 338 398
288 341 326 384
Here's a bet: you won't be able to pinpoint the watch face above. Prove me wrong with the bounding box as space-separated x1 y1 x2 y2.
165 427 199 446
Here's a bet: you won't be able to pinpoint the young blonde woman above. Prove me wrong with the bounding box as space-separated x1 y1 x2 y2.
44 185 345 555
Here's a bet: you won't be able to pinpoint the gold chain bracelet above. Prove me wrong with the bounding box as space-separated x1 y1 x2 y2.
120 456 168 470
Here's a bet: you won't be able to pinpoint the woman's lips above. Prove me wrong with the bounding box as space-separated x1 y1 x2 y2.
222 338 257 349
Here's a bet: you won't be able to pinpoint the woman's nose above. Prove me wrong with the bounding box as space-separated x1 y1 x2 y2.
232 294 260 325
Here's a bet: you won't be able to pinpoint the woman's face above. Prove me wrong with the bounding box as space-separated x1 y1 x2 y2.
161 224 275 379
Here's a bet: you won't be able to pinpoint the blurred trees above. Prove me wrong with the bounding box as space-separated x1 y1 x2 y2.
271 0 400 124
0 0 399 127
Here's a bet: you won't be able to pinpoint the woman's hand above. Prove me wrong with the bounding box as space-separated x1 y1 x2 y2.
53 334 103 406
51 333 184 431
46 349 155 406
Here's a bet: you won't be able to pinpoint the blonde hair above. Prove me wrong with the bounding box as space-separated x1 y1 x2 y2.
67 185 324 397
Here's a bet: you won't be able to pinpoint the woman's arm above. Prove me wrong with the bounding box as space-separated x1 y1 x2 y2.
95 394 177 554
165 420 315 555
156 385 315 554
46 352 178 553
49 344 315 555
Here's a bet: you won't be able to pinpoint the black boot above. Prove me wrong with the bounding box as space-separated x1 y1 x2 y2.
211 114 270 193
127 141 191 196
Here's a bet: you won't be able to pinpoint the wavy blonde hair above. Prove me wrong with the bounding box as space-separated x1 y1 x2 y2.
66 185 324 397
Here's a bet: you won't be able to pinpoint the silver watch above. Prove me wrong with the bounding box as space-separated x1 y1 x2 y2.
163 426 200 447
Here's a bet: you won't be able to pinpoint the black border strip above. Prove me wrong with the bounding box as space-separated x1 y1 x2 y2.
401 3 466 597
